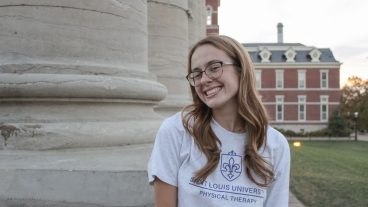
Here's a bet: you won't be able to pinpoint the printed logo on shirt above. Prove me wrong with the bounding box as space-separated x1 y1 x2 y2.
188 177 265 205
220 150 242 181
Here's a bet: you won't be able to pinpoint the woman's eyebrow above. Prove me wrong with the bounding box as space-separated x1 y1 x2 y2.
191 67 202 72
191 59 222 72
206 59 222 65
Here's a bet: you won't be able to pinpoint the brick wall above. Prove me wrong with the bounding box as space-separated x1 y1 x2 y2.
257 67 341 126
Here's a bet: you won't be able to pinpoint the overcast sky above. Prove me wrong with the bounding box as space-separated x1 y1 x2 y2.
218 0 368 86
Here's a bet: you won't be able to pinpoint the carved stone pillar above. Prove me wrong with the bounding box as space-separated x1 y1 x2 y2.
148 0 191 116
188 0 207 48
0 0 167 150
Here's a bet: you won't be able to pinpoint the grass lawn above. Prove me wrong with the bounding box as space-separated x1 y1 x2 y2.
290 141 368 207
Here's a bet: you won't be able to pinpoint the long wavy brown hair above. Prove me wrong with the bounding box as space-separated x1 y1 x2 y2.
182 35 274 187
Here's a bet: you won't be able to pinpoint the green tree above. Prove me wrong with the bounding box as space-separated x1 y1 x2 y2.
340 76 368 131
328 110 351 137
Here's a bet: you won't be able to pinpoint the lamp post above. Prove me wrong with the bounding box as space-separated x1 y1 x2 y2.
354 112 359 141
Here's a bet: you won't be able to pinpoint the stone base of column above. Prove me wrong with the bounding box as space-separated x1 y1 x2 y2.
0 99 165 150
0 72 167 150
0 144 154 207
154 95 191 117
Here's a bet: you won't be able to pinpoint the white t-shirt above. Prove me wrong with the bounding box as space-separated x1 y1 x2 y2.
148 112 290 207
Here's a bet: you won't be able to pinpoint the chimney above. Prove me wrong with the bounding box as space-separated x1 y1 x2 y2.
277 22 283 43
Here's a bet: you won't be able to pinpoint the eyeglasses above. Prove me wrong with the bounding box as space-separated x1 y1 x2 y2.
186 61 237 86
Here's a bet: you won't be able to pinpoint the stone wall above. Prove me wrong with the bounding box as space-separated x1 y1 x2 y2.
148 0 206 116
0 0 206 206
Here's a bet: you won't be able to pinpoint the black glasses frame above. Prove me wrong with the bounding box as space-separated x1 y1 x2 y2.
186 61 236 86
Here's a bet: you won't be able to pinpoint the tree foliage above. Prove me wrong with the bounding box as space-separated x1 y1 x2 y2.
340 76 368 131
328 111 351 137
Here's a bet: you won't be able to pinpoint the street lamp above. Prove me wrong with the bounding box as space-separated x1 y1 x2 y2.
354 112 359 141
293 141 302 148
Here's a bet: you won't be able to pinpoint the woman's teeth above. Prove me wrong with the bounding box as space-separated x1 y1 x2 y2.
205 87 221 96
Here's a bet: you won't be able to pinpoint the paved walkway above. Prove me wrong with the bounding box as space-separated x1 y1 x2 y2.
358 134 368 141
289 192 304 207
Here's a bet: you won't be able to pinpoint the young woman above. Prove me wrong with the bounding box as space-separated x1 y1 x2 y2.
148 35 290 207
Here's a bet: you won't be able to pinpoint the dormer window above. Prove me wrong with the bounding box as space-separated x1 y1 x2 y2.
259 47 272 63
284 47 297 62
309 48 322 62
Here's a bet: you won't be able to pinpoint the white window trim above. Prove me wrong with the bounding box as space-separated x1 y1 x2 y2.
206 6 213 25
256 70 262 89
310 48 322 62
320 95 329 122
320 70 329 89
259 47 272 63
276 95 284 121
276 69 284 89
298 95 306 121
284 47 297 62
298 70 306 89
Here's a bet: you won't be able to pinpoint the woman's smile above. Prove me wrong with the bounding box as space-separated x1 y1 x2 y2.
203 86 222 97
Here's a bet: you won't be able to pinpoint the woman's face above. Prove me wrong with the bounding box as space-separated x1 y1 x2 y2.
191 44 240 111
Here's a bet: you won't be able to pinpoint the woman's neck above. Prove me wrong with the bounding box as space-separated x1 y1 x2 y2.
212 108 245 133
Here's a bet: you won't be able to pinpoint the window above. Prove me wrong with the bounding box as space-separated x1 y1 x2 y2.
259 48 272 63
284 47 297 62
298 70 306 89
298 96 306 121
309 48 322 62
320 70 328 89
276 70 284 89
276 96 284 121
206 6 212 25
256 70 262 89
320 96 329 121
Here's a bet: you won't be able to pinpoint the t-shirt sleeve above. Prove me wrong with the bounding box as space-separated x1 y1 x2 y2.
147 115 184 187
265 131 291 207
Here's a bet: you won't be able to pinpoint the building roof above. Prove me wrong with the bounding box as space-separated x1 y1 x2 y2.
244 43 305 47
242 43 339 63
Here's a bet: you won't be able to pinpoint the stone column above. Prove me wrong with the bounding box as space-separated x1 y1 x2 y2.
0 0 167 150
148 0 191 116
188 0 207 48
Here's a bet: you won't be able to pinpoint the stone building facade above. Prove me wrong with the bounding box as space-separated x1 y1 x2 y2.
0 0 206 206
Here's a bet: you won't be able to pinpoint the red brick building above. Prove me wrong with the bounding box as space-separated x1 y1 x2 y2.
205 1 341 132
205 0 220 36
243 23 341 132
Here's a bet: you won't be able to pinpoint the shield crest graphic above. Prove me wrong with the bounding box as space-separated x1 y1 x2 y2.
220 150 242 181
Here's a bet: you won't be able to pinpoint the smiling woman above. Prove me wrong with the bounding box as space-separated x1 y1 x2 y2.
148 35 291 207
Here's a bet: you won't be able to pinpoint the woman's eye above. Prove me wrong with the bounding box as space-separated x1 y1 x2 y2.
208 63 221 72
192 72 202 79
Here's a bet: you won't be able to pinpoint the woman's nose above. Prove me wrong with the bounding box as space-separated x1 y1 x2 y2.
199 72 212 85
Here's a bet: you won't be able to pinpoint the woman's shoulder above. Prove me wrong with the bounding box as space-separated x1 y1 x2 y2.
154 112 193 154
266 126 289 149
159 112 186 131
156 112 191 143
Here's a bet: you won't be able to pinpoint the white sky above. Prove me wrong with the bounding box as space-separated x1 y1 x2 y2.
218 0 368 86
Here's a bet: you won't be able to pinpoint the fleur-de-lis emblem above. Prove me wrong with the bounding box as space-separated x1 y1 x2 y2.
220 150 242 181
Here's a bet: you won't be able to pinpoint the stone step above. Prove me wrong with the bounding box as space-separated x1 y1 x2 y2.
0 144 154 207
